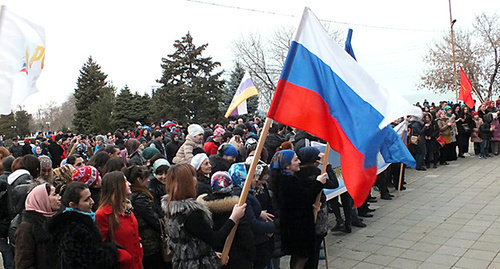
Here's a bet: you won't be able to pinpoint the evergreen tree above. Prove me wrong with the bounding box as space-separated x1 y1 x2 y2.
222 62 259 118
15 110 33 137
132 92 151 127
0 113 17 139
90 84 115 133
112 85 135 129
154 33 225 124
73 56 108 134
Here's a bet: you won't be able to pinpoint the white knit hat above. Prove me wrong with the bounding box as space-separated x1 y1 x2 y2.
191 153 209 171
188 124 204 137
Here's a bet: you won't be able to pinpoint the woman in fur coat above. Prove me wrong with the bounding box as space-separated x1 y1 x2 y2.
162 164 246 269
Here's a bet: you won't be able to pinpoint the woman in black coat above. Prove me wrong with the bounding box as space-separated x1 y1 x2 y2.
197 171 255 269
296 147 339 269
123 165 166 269
269 150 327 269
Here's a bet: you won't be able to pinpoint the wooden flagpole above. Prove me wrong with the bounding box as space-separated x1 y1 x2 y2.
313 142 330 221
221 117 272 264
397 163 404 195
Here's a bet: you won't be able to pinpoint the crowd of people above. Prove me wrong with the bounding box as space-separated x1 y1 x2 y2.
0 97 498 269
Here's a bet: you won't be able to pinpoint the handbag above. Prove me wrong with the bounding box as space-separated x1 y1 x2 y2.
436 136 446 147
159 217 174 262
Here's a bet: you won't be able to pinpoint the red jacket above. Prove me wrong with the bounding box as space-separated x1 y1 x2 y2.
96 204 143 269
204 140 219 156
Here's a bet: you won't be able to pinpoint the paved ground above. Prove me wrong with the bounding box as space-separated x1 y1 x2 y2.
317 154 500 269
2 154 499 269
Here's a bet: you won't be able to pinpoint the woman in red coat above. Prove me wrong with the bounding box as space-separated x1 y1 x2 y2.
95 171 143 269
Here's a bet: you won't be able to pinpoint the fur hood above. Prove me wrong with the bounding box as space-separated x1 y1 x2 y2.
161 196 213 227
196 193 239 214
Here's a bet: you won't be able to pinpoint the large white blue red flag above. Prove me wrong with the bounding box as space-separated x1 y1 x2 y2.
0 6 46 115
267 8 420 207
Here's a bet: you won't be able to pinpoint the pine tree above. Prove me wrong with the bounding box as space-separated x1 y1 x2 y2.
90 84 115 133
14 110 33 137
154 33 225 124
223 62 259 118
112 85 135 129
73 56 108 134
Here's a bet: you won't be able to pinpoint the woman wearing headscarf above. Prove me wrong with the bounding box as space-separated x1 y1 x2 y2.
162 164 246 269
296 147 338 269
15 183 61 269
269 150 327 269
191 153 212 197
148 158 170 217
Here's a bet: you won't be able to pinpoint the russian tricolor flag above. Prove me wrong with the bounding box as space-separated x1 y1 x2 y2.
267 8 420 207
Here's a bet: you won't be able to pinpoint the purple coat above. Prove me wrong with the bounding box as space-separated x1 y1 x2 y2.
491 119 500 142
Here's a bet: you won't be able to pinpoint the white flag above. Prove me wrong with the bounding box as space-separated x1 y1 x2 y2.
0 6 46 114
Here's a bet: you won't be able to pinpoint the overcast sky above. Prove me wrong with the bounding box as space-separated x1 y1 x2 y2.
1 0 498 114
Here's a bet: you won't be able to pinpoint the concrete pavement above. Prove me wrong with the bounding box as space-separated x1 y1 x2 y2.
320 154 500 269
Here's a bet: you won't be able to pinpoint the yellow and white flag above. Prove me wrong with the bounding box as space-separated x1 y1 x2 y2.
224 71 259 118
0 6 46 114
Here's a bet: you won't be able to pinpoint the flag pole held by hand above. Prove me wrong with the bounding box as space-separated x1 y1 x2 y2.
221 117 272 264
314 142 330 222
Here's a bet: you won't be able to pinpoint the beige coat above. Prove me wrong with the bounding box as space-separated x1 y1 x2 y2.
172 135 203 164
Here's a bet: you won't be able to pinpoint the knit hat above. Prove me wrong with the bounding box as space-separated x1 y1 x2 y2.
72 166 99 187
142 147 160 160
297 147 321 164
233 127 244 136
188 124 204 137
472 111 479 116
191 153 209 171
152 158 170 177
38 155 52 169
211 171 233 194
220 144 238 157
213 127 225 138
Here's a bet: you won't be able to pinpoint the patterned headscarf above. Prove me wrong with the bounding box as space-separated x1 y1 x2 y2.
269 150 295 176
72 166 100 187
211 171 233 194
38 155 52 169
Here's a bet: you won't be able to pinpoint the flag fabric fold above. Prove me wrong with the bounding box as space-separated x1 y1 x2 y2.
0 6 46 115
225 71 259 118
459 66 475 109
267 7 419 207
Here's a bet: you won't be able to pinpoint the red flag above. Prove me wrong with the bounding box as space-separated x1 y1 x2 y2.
459 67 475 108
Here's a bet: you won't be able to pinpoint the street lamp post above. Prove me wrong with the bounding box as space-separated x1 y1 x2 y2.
449 0 458 102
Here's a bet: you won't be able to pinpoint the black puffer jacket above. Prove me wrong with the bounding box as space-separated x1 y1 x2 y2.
130 188 162 257
48 211 119 269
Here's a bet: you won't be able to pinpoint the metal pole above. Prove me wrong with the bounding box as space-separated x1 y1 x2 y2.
449 0 458 102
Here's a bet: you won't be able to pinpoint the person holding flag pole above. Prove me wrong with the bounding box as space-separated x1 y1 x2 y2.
221 7 420 267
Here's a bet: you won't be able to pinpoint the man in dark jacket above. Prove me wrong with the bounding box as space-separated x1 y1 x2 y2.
0 157 15 269
8 138 23 158
264 122 286 163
